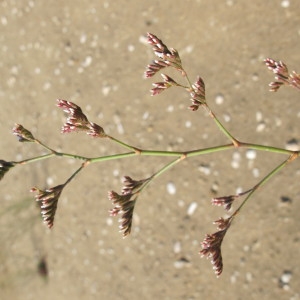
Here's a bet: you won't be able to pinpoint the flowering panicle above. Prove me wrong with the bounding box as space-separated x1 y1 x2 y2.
200 217 232 277
0 160 15 181
12 124 36 142
57 99 106 138
265 58 300 91
189 76 206 111
109 176 150 237
31 184 64 228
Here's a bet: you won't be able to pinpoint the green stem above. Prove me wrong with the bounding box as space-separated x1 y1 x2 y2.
107 135 140 152
203 103 239 146
89 152 136 163
239 142 294 155
152 156 184 179
140 156 184 193
15 153 56 165
35 139 56 152
13 141 297 167
64 163 86 186
232 154 295 218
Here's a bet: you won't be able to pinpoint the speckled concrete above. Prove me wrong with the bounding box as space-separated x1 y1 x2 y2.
1 1 300 299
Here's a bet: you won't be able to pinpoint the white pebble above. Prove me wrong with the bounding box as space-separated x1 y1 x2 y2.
173 258 190 269
185 120 192 128
112 169 119 176
127 44 135 52
177 199 185 207
106 218 113 226
256 111 263 122
285 139 299 151
80 33 87 44
252 73 259 81
256 122 266 132
198 164 211 175
1 16 8 25
252 168 260 178
246 149 256 160
280 271 292 284
281 0 290 8
231 151 241 169
46 177 54 185
166 105 174 112
167 182 176 195
102 86 111 96
173 241 181 253
187 202 197 216
215 94 224 105
223 114 231 122
82 56 92 67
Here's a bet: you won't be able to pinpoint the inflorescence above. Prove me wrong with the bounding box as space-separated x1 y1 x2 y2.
1 33 299 276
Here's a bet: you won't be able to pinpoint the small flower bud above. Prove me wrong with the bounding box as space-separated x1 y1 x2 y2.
12 124 35 142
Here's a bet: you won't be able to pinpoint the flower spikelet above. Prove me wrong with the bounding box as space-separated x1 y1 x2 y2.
87 122 106 138
212 195 236 211
146 32 173 60
145 59 170 78
146 33 182 68
264 58 300 91
31 184 64 228
150 74 178 96
12 124 36 142
189 76 206 111
200 217 231 277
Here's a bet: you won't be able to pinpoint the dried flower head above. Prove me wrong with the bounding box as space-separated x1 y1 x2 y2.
0 160 15 181
109 176 150 237
108 190 136 237
12 124 36 142
264 58 300 91
57 99 106 137
31 184 64 228
212 195 236 211
146 33 182 68
200 217 231 277
121 176 150 194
